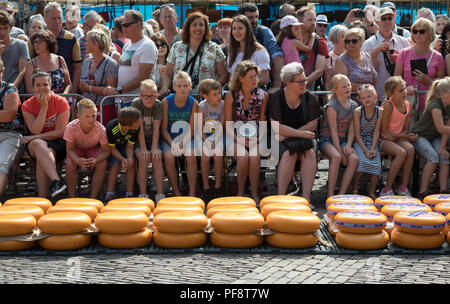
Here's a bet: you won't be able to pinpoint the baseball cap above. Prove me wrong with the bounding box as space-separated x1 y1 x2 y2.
381 2 396 10
280 15 303 30
316 15 329 24
379 7 395 17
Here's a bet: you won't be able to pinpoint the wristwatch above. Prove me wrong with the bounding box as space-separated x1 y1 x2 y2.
117 86 123 94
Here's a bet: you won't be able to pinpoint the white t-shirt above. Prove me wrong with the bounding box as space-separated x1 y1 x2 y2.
227 48 270 74
118 36 157 93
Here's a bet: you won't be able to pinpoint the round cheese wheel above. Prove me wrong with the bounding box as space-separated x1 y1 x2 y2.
102 203 151 217
0 213 36 236
206 205 259 218
336 231 389 250
4 197 52 213
326 195 373 209
265 233 318 249
153 205 205 217
207 197 256 210
107 197 155 211
157 197 205 210
55 198 104 212
95 211 149 234
98 228 152 249
374 196 422 211
153 231 206 248
259 195 309 209
335 211 387 234
391 229 444 249
423 194 450 210
327 202 377 221
38 212 91 235
38 234 92 251
447 230 450 243
211 212 264 234
434 202 450 216
393 211 446 234
0 240 36 251
260 203 311 218
381 203 431 220
210 232 264 248
266 211 320 233
443 225 449 238
153 211 208 233
47 204 98 221
0 205 44 221
385 225 395 237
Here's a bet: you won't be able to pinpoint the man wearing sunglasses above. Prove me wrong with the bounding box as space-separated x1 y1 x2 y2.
381 2 411 39
0 1 24 39
362 7 410 102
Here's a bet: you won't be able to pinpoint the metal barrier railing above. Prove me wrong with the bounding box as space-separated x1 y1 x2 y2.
98 94 139 125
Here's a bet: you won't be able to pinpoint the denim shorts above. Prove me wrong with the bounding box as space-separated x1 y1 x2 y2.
135 140 162 153
319 136 347 151
108 144 130 165
413 136 450 165
161 138 198 156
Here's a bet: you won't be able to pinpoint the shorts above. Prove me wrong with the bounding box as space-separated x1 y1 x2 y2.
26 138 66 163
0 131 22 174
108 144 132 165
161 138 199 156
413 136 450 165
66 145 103 167
319 136 347 151
279 139 318 158
135 140 162 153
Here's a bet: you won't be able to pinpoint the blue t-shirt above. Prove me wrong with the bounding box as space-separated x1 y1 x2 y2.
166 94 195 139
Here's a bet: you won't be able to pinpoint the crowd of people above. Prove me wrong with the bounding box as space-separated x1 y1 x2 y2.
1 1 450 208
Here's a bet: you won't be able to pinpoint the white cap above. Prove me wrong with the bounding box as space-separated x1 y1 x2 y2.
316 14 329 24
280 15 303 30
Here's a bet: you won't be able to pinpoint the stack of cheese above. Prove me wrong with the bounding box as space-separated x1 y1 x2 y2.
259 195 311 219
334 210 389 250
381 202 431 236
96 198 153 249
206 196 259 218
325 195 374 209
153 197 208 248
326 201 377 236
374 196 422 212
391 211 446 249
48 198 102 222
434 203 450 240
4 197 52 213
423 194 450 211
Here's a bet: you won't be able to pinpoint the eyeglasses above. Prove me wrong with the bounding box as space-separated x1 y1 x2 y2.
317 23 328 28
141 94 157 99
122 21 138 28
290 78 308 84
156 43 167 48
33 39 45 45
344 38 360 44
381 16 394 22
412 29 427 35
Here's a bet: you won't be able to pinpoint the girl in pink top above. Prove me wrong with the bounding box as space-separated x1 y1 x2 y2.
277 15 315 65
380 76 418 197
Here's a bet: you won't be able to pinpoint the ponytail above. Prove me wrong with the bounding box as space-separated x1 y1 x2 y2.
425 77 450 108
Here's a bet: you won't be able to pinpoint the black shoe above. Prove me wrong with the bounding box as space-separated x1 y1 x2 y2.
49 179 67 198
202 188 215 204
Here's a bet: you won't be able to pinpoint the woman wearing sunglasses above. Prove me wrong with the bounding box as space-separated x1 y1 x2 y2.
394 18 445 113
150 33 170 90
333 28 378 100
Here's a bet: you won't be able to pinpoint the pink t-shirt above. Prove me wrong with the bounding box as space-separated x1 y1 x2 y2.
281 37 301 65
397 46 445 112
63 119 108 150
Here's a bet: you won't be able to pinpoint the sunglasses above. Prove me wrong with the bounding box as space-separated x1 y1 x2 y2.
156 43 168 48
357 84 374 91
412 29 427 35
317 23 328 28
344 38 360 44
381 16 394 21
160 3 175 8
122 21 138 28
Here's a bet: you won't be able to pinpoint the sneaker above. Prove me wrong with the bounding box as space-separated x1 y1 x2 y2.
139 194 149 199
396 186 411 197
416 191 431 201
379 188 395 197
104 192 115 202
155 193 165 203
202 188 215 204
49 179 67 198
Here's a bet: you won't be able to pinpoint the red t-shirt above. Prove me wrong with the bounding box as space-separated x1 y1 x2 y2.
22 94 70 133
302 36 329 78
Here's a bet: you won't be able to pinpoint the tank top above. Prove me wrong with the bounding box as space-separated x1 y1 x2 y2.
386 100 410 135
32 56 65 93
360 106 379 147
281 37 301 65
166 93 195 139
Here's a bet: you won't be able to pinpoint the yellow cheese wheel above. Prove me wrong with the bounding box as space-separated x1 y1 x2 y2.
153 205 205 216
423 194 450 210
206 197 256 210
266 211 320 234
102 203 151 217
328 223 337 236
98 228 152 249
38 234 92 251
443 225 449 237
206 205 259 218
381 203 431 221
157 196 205 210
95 211 149 234
211 212 264 234
391 229 444 249
259 195 309 209
0 205 44 221
107 197 155 211
385 225 395 237
4 197 52 213
447 230 450 243
265 233 318 249
210 232 264 248
38 212 91 235
153 211 208 233
327 202 377 221
0 213 36 236
153 231 207 248
374 196 422 211
56 198 104 212
326 195 373 209
393 211 446 234
47 204 98 221
261 203 311 218
435 202 450 216
0 240 36 251
336 231 389 250
335 211 387 234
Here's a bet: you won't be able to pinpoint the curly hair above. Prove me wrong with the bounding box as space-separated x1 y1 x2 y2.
181 12 212 44
228 60 260 93
31 30 58 54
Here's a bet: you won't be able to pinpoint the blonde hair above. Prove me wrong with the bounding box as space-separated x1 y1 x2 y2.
199 79 221 97
411 17 436 45
344 27 365 41
228 60 260 93
77 98 97 114
357 84 377 98
86 28 109 52
425 77 450 107
92 24 113 52
329 74 350 101
384 76 406 98
140 79 157 91
173 70 192 86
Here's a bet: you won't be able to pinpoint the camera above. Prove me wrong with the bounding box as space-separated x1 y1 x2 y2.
388 49 395 54
354 9 365 18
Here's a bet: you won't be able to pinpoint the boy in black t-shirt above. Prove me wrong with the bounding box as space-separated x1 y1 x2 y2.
104 107 141 202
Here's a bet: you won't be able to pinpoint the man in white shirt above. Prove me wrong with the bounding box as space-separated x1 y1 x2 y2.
104 10 157 95
362 7 410 102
